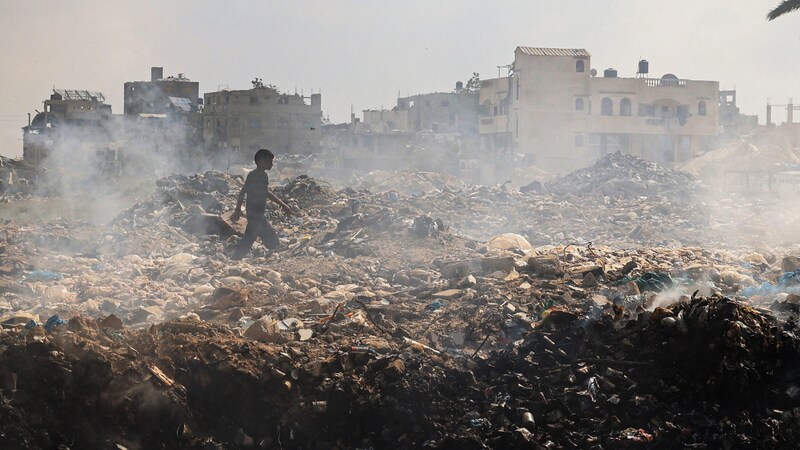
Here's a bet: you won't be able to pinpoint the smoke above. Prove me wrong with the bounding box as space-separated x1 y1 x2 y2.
33 110 210 224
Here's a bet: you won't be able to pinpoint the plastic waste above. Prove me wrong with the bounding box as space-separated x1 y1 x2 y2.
44 315 66 331
426 301 445 311
27 269 62 281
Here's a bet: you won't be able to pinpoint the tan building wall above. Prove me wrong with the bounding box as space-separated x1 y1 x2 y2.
397 92 479 135
203 88 321 160
478 77 512 151
506 46 719 172
361 109 409 132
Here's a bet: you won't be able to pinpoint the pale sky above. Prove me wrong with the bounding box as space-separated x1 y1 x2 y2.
1 0 798 157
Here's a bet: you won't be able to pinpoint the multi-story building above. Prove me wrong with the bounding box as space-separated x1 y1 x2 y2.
22 89 113 165
361 91 479 136
203 86 321 161
124 67 200 116
478 77 512 153
482 46 720 172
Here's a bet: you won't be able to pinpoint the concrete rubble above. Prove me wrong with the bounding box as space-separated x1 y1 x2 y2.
2 153 800 448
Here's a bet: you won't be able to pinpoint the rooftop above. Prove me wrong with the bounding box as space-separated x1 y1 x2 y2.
52 89 106 102
516 47 590 57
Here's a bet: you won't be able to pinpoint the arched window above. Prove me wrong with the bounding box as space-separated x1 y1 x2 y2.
575 134 584 147
576 60 585 73
620 98 632 116
698 101 707 116
601 97 613 116
575 98 584 111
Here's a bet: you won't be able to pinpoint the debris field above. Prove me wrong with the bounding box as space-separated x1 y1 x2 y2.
2 153 800 449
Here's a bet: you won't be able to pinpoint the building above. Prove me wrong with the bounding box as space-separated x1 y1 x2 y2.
122 67 203 164
361 91 479 135
124 67 200 116
719 90 758 136
483 47 720 172
360 108 409 133
203 86 321 161
478 77 512 153
22 89 113 165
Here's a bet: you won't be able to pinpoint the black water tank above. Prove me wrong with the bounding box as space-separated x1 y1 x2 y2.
604 68 618 78
638 59 649 75
456 81 464 91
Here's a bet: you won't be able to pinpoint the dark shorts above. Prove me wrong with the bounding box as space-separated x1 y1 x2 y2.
231 214 279 259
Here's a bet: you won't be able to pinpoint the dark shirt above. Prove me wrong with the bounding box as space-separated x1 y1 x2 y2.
243 169 269 217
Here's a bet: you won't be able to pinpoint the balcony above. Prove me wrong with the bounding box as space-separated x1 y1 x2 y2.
644 78 687 88
479 115 509 134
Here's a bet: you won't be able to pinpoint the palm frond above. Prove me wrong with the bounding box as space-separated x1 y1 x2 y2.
768 0 800 20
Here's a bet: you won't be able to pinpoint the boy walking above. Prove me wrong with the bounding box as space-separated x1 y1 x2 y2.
230 149 296 260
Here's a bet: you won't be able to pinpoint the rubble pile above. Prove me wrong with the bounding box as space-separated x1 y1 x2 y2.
2 293 799 448
349 169 468 195
3 159 800 448
546 152 704 202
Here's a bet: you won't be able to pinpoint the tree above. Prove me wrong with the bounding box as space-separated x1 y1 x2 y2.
456 73 480 94
251 78 277 91
768 0 800 20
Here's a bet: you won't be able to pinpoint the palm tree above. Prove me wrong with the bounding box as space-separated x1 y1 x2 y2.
768 0 800 20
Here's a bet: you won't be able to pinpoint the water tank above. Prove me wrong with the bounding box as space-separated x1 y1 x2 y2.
455 81 464 91
638 59 649 75
151 67 163 82
604 68 618 78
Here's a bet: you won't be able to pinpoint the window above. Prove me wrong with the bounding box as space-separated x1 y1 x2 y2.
516 77 520 100
575 134 584 147
250 96 258 105
576 60 585 73
442 100 449 107
698 101 707 116
620 98 632 116
638 104 656 117
278 96 289 105
575 98 584 111
601 97 613 116
248 117 262 128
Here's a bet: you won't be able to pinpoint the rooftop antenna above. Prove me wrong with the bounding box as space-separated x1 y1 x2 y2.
497 64 512 78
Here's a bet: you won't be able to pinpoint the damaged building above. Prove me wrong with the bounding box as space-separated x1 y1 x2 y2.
482 47 720 172
22 89 114 167
203 85 321 161
124 67 200 116
361 90 479 136
123 67 204 161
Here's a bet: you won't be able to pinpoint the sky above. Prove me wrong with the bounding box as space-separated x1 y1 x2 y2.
0 0 798 157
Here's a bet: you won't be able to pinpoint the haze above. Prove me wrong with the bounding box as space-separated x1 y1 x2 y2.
0 0 797 158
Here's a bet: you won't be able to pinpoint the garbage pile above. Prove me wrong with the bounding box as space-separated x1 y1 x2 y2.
349 169 468 195
546 152 704 203
2 292 799 448
3 159 800 447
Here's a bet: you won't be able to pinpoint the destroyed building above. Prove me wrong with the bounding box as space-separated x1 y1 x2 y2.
361 91 479 136
22 89 115 167
203 86 322 161
719 89 758 137
122 67 204 163
123 67 201 116
482 47 720 172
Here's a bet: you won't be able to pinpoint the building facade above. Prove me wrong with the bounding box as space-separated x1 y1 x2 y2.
22 89 113 165
203 87 321 161
361 92 479 136
124 67 200 116
483 47 720 172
